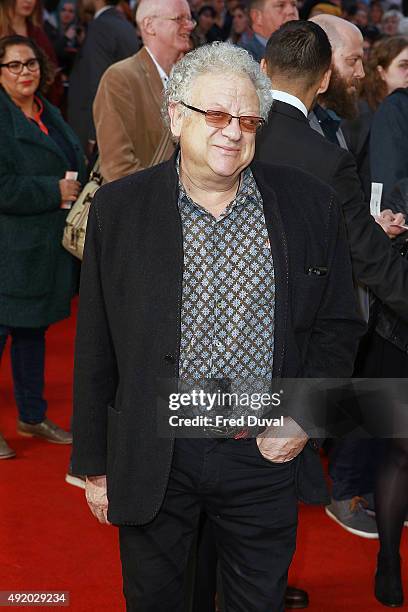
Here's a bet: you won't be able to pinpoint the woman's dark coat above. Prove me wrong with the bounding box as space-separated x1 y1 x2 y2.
0 87 86 327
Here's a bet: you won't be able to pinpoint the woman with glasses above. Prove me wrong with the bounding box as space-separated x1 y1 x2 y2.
0 35 86 459
0 0 63 106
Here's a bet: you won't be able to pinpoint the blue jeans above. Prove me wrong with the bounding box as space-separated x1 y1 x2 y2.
0 326 47 424
329 438 378 500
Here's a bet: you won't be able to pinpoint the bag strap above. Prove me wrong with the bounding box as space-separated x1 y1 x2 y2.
88 156 103 185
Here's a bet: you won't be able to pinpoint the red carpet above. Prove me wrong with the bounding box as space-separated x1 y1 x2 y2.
0 299 407 611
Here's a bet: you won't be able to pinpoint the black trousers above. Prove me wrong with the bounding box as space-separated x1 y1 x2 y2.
119 437 298 612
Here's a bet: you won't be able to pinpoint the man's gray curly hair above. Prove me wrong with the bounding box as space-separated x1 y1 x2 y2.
163 42 273 126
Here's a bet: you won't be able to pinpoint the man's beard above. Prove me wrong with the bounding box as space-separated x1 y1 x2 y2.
317 67 360 120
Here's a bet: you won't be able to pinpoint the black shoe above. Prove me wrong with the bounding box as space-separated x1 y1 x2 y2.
285 585 309 609
17 418 72 444
375 554 404 607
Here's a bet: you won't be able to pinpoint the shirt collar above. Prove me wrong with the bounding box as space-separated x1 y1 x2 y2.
94 5 111 20
271 90 308 118
145 47 168 89
254 33 268 48
176 153 256 219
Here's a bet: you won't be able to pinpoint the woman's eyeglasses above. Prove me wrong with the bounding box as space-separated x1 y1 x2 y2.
180 101 265 133
0 58 40 75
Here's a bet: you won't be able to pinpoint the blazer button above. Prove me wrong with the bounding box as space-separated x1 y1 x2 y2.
164 353 175 364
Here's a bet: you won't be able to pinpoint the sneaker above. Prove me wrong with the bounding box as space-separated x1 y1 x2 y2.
362 492 408 527
65 471 86 489
325 497 379 538
0 432 16 459
17 418 72 444
363 492 375 516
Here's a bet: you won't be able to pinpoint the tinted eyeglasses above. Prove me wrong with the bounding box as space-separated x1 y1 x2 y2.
180 101 265 133
0 58 40 75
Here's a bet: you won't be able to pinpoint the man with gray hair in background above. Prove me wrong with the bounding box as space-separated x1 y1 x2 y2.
93 0 194 182
239 0 299 61
72 42 364 611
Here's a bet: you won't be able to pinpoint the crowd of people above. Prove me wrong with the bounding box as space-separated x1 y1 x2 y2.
1 0 408 611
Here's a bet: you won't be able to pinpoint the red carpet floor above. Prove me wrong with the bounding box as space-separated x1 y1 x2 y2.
0 299 407 611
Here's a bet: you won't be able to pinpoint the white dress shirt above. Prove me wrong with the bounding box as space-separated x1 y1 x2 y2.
94 5 112 19
145 47 168 89
271 90 308 118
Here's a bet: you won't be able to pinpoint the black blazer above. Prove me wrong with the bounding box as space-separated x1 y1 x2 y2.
256 100 408 323
72 156 365 525
341 100 373 202
67 7 140 150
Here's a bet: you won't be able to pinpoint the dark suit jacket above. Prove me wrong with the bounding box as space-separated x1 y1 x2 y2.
370 88 408 197
72 154 364 524
67 7 140 149
341 100 373 202
256 100 408 323
238 34 265 62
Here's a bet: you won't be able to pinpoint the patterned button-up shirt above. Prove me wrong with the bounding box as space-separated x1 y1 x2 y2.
177 158 275 392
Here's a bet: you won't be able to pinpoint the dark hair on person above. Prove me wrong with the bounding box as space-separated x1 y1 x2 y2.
265 20 332 89
198 5 217 18
361 35 408 110
0 35 55 93
0 0 43 37
360 24 382 44
248 0 266 8
105 0 121 5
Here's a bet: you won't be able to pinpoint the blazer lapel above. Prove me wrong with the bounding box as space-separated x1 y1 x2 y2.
308 110 325 138
139 48 166 116
147 155 184 370
251 165 289 379
271 100 309 124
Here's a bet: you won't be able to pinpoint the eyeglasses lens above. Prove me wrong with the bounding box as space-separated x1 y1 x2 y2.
204 111 261 133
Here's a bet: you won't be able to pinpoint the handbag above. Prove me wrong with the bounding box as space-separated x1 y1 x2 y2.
62 129 173 260
62 157 103 260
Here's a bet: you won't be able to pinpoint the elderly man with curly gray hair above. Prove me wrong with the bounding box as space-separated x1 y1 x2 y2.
72 42 365 611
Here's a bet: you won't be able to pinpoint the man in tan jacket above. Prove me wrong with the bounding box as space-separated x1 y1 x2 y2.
93 0 195 182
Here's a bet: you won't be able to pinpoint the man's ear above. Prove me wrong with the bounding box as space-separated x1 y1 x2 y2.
316 67 332 95
168 102 183 139
143 16 156 37
260 58 267 74
249 8 261 29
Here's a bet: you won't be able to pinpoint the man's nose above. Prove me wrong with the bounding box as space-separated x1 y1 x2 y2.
354 60 365 79
222 117 242 140
184 19 196 32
